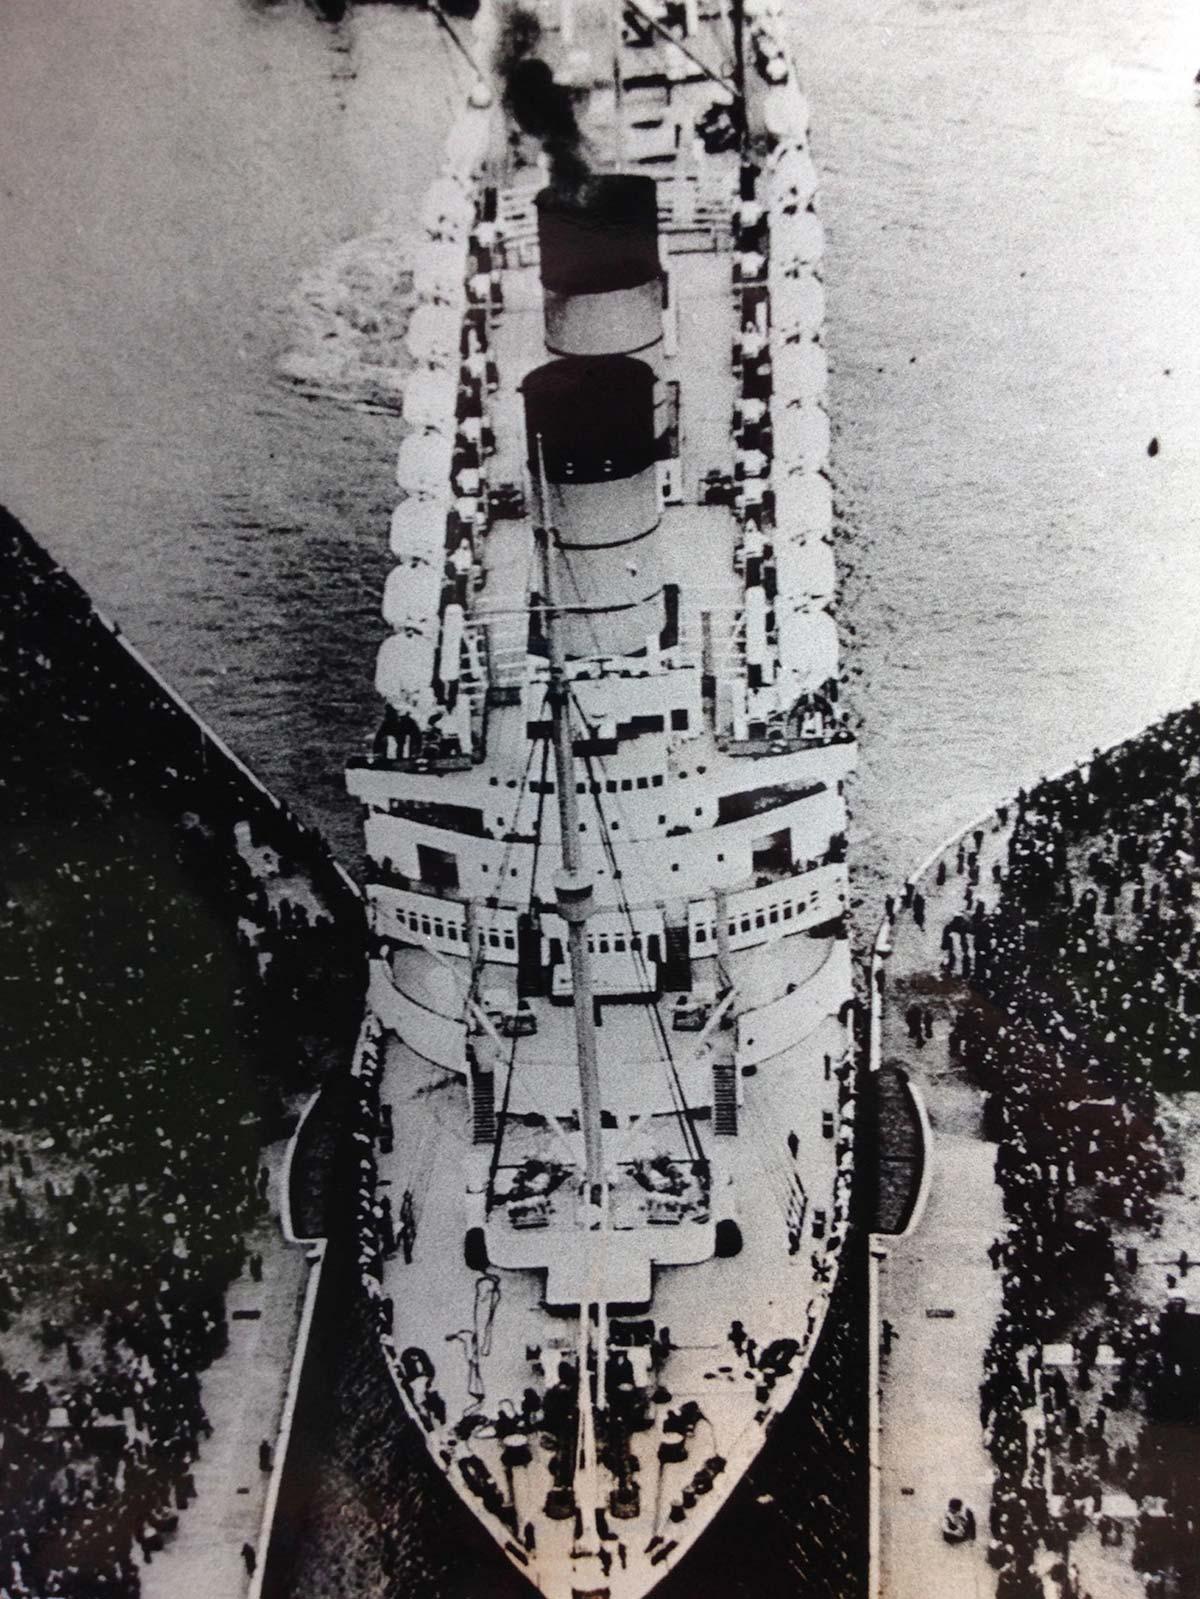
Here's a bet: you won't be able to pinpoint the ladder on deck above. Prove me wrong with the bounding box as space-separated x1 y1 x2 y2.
472 1069 497 1145
713 1061 738 1135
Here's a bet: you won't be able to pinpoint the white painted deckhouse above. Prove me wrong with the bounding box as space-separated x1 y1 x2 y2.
345 0 857 1592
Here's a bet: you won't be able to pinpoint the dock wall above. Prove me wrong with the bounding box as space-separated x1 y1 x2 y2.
2 501 364 1596
1 502 363 928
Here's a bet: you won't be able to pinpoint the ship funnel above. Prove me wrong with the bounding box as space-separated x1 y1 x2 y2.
536 174 662 357
524 355 662 657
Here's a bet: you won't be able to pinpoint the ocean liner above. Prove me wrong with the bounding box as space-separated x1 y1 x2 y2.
344 0 856 1593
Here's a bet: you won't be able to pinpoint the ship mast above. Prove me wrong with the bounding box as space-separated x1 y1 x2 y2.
534 447 607 1558
534 440 604 1203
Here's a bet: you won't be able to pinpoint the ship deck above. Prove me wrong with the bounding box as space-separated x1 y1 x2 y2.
485 241 743 575
375 977 851 1598
353 6 856 1591
475 241 746 776
390 930 837 1121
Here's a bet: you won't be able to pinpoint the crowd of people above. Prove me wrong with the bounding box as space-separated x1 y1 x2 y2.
936 702 1200 1597
0 515 356 1596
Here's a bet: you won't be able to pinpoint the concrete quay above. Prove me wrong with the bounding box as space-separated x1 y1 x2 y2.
869 811 1014 1599
139 1122 322 1599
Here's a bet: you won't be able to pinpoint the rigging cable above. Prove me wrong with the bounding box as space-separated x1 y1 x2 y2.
483 681 553 1202
571 711 706 1168
621 0 739 98
464 692 542 1000
481 508 577 1204
423 0 488 90
550 538 703 1162
486 722 553 1210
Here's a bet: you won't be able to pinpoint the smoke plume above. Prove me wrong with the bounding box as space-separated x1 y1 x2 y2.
494 3 589 195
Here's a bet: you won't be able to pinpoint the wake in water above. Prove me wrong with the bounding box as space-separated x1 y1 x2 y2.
277 215 417 412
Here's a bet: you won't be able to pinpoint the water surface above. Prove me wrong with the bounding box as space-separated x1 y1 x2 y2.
1 0 1198 897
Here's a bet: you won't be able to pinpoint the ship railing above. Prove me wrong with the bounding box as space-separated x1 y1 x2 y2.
477 614 711 692
493 184 539 271
349 750 475 776
474 602 736 721
717 724 855 757
693 863 846 958
658 178 733 252
708 667 855 754
472 614 528 692
465 598 827 721
713 847 848 903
